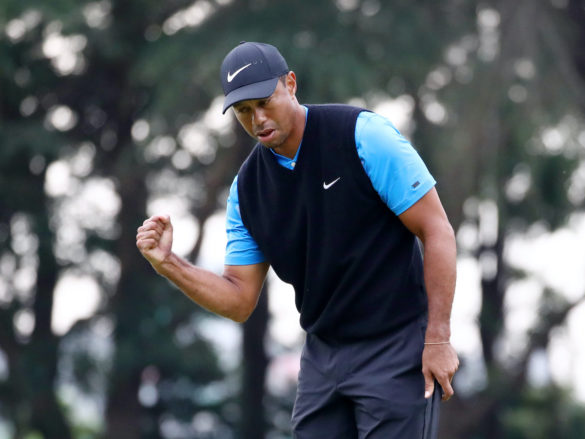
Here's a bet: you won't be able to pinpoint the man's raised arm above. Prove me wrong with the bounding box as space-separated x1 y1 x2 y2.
136 214 269 323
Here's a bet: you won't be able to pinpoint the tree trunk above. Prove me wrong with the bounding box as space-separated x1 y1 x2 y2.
105 158 149 439
28 171 72 439
241 281 269 439
478 233 505 369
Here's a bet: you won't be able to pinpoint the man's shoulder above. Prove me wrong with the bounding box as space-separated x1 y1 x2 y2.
306 103 368 114
305 104 369 131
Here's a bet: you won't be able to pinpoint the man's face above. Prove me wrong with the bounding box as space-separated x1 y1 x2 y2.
232 73 298 150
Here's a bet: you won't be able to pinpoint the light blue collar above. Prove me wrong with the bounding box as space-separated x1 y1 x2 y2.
269 105 308 170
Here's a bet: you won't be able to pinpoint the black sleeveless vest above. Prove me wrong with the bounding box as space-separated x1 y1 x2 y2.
237 104 427 343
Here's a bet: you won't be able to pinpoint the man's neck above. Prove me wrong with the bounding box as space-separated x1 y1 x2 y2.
271 103 306 159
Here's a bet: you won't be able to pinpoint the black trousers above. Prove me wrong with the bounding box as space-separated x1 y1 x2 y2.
292 316 441 439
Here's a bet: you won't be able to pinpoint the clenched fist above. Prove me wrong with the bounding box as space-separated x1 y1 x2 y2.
136 215 173 269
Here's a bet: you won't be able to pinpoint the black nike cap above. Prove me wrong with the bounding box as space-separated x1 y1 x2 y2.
220 41 289 114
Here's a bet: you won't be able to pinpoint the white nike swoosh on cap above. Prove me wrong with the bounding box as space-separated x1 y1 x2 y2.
227 63 252 82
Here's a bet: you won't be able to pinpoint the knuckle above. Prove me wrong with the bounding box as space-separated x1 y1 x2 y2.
436 372 449 382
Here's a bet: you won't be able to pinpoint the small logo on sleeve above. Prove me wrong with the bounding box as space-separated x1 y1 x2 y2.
412 181 420 189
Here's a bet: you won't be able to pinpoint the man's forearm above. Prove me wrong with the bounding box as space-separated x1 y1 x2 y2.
421 224 457 342
153 253 263 323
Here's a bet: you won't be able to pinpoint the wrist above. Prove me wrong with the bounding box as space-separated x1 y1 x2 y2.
152 251 175 275
424 322 451 343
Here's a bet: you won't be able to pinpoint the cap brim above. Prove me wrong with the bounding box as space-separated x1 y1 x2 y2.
222 77 280 114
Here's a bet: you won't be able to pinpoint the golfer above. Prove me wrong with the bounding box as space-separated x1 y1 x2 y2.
137 41 459 438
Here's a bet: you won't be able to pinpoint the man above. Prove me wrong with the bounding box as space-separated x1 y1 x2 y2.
136 41 458 438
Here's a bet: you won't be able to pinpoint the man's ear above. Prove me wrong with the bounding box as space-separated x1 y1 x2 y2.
286 71 297 96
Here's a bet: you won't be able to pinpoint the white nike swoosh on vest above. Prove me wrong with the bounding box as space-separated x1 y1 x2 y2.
323 177 341 189
227 63 252 82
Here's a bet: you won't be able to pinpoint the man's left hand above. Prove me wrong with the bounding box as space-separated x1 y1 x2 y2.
422 343 459 401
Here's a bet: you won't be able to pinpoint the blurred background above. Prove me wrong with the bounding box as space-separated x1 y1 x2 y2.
1 0 585 438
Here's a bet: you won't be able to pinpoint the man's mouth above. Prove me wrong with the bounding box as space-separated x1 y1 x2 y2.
256 128 275 142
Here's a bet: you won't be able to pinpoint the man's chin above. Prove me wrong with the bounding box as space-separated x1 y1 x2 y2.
258 138 282 149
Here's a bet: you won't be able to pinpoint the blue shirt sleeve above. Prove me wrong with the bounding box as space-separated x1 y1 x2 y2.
355 112 436 215
224 176 266 265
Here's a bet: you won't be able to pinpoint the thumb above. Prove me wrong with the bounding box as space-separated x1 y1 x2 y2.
423 371 435 399
160 215 172 231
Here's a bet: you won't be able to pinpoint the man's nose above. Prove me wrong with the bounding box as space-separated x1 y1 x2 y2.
252 107 267 125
